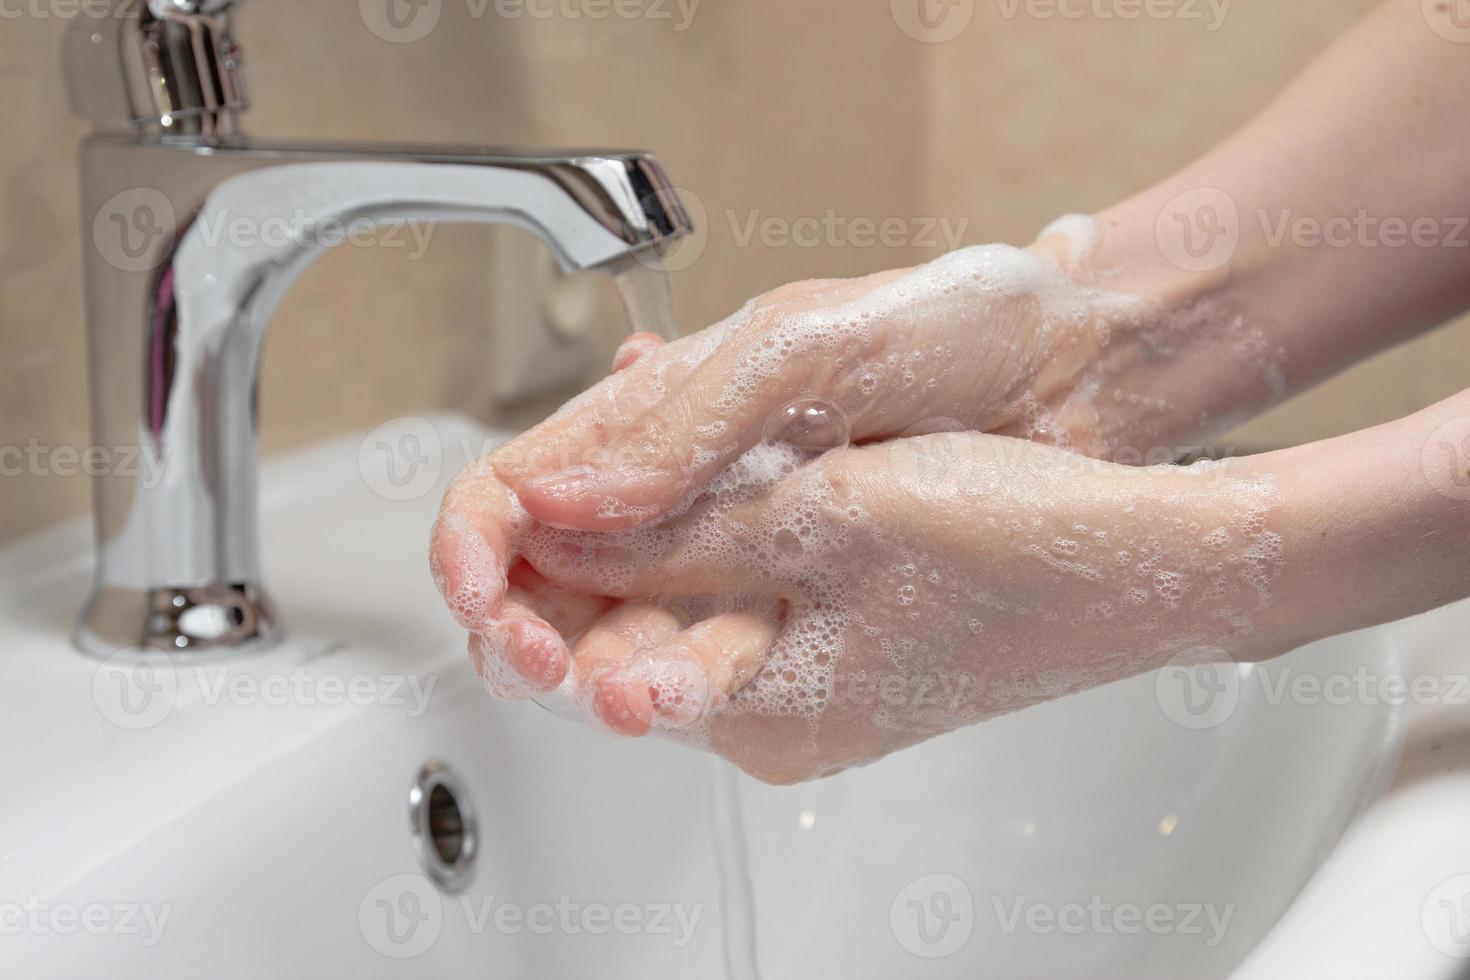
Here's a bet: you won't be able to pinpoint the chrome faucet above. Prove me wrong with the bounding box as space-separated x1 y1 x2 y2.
64 0 693 658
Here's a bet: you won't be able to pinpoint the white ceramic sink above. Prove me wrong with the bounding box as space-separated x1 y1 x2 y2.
1 415 1462 980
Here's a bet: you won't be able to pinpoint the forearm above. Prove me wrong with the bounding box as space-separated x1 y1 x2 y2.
1259 387 1470 652
1049 0 1470 453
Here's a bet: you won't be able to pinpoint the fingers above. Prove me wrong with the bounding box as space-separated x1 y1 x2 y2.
512 312 817 532
489 328 709 488
509 273 908 534
505 561 614 639
466 592 565 700
433 327 714 693
431 366 665 630
570 603 685 735
464 564 613 700
514 496 768 602
579 608 781 737
612 332 666 373
430 465 522 634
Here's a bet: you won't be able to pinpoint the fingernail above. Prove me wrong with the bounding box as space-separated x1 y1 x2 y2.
524 464 599 499
639 657 710 729
590 672 653 737
508 618 568 687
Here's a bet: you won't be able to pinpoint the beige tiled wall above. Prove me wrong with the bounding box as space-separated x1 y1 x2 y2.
2 0 1465 544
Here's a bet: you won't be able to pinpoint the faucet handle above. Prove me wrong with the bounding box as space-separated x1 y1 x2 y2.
63 0 247 138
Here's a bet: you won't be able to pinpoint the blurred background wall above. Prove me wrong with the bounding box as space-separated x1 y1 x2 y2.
1 0 1465 544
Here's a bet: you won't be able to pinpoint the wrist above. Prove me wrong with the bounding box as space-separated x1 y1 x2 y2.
1027 202 1287 462
1245 397 1470 657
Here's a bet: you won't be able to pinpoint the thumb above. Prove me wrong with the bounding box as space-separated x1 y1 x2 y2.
611 331 666 373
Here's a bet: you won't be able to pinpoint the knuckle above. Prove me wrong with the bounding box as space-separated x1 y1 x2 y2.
627 395 698 474
680 628 727 670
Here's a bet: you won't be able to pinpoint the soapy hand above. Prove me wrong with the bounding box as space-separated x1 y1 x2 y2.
429 235 1285 781
448 430 1286 784
429 233 1152 687
431 236 1134 703
493 234 1142 533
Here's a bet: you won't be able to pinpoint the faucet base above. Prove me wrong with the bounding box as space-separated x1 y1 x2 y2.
74 582 282 659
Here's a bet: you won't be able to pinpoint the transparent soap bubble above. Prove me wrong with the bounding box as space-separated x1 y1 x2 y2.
762 398 852 455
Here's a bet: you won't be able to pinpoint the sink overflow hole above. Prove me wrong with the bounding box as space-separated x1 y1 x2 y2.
409 762 478 893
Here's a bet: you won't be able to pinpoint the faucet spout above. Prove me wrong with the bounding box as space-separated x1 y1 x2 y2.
74 141 692 658
64 1 694 657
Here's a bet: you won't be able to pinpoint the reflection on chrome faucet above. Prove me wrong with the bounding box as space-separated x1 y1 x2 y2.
65 0 693 657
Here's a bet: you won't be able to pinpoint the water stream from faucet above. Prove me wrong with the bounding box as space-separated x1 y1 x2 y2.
607 255 763 980
608 255 682 341
708 757 762 980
